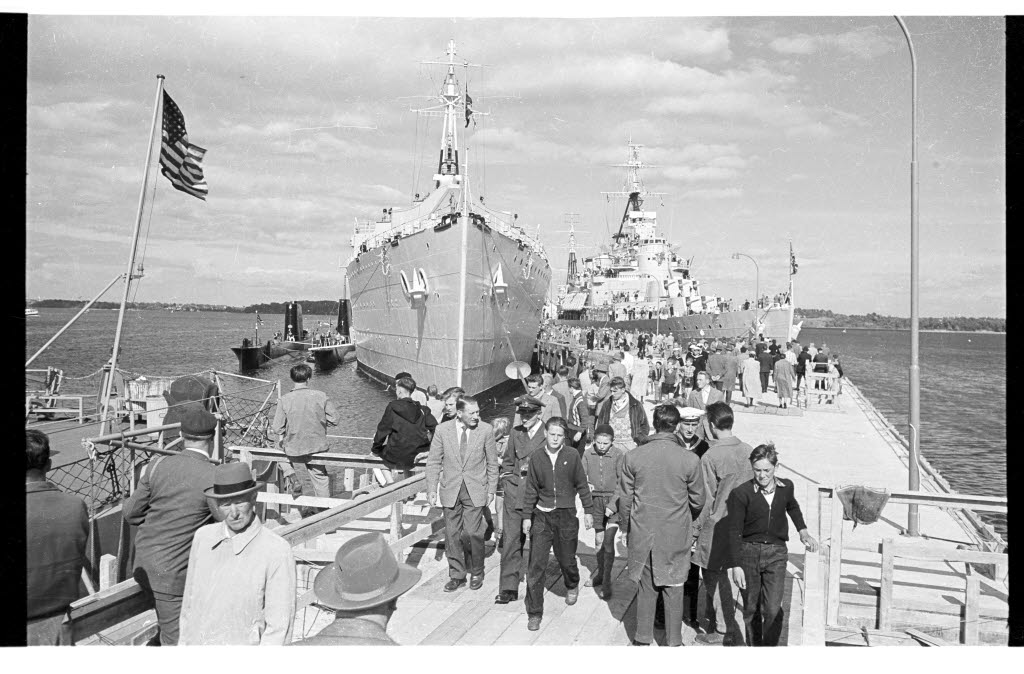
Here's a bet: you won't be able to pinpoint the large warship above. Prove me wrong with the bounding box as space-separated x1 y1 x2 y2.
346 41 550 396
555 143 800 343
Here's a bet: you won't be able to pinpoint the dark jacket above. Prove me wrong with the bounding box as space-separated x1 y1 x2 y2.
124 449 215 595
26 481 89 619
726 477 808 566
499 422 548 510
522 446 594 515
566 391 595 448
757 350 774 373
292 617 397 646
371 398 437 470
596 394 650 446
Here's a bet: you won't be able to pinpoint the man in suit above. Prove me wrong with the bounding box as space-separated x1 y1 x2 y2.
619 405 706 646
425 396 498 592
124 406 218 645
551 366 573 415
706 345 728 393
685 370 726 441
495 396 547 604
757 348 774 394
722 347 740 405
26 429 89 645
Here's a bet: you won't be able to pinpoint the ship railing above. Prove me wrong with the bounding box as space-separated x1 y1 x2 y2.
61 448 437 645
801 484 1007 646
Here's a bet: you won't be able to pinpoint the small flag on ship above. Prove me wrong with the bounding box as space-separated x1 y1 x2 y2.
465 90 475 128
790 243 798 275
256 311 264 327
160 91 208 200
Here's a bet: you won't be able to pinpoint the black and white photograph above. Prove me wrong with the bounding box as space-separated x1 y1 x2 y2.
21 3 1009 652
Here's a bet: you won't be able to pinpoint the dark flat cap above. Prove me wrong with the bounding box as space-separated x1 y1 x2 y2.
180 405 218 438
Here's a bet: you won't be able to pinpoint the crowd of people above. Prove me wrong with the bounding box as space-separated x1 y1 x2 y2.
27 346 829 646
575 289 793 322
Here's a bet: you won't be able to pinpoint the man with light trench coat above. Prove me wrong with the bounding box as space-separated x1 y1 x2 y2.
619 404 706 646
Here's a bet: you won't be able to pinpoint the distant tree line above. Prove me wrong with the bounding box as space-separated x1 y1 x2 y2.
797 308 1005 332
30 298 341 316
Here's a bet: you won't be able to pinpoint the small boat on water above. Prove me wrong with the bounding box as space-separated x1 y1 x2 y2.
231 338 291 371
25 307 39 316
309 298 356 370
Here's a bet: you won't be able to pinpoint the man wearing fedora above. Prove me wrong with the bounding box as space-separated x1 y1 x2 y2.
425 396 498 592
179 462 295 645
124 406 218 645
296 532 421 645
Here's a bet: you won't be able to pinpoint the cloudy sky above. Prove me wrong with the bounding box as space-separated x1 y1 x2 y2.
25 12 1005 316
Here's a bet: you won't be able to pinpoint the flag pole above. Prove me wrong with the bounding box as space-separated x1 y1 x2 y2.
98 75 165 436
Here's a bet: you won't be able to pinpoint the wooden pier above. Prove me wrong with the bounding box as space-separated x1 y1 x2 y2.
50 373 1007 646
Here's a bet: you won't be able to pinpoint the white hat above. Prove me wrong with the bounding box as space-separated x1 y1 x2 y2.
676 406 705 422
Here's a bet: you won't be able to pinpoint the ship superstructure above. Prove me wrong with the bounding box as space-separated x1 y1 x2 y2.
346 41 550 395
557 143 800 343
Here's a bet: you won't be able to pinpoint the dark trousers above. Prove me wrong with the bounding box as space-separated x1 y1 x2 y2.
500 498 527 592
134 569 183 645
738 542 788 646
443 482 486 579
759 371 770 393
683 563 701 622
635 550 685 646
525 508 580 618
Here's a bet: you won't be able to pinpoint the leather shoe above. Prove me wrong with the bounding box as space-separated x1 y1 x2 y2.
565 586 579 605
443 578 467 593
694 632 726 645
494 590 518 604
632 639 650 646
527 616 542 631
469 575 483 590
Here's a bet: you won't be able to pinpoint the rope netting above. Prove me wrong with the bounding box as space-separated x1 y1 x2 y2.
38 369 279 509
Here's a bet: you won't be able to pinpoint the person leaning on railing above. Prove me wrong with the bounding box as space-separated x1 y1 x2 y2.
725 443 819 647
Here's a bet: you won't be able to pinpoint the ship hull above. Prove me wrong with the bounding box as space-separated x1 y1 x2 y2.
347 221 550 396
310 344 355 370
554 304 799 344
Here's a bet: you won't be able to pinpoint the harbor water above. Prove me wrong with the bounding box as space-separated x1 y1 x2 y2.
25 310 1006 537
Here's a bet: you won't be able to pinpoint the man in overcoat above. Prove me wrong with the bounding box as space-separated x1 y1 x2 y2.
425 396 497 592
619 404 706 646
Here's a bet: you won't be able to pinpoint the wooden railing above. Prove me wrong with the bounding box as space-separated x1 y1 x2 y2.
61 447 438 645
801 484 1008 645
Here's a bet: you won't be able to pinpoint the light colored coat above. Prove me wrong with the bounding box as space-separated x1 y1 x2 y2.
426 419 498 508
619 433 706 585
741 356 761 400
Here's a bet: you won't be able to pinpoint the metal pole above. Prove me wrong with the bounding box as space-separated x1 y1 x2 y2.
733 253 759 312
99 75 165 436
895 16 921 537
25 273 125 367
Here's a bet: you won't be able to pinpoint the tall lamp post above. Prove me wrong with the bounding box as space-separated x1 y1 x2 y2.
732 252 759 310
895 15 922 537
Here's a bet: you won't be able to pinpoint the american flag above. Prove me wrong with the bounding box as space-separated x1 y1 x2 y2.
160 91 208 200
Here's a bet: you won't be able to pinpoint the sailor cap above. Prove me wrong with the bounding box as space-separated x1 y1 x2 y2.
514 395 544 411
676 406 705 422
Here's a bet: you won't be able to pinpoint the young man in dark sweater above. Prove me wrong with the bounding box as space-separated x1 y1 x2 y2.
726 443 819 646
521 417 594 631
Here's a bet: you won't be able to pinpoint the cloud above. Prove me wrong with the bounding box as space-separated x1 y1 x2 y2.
769 28 893 59
682 187 742 200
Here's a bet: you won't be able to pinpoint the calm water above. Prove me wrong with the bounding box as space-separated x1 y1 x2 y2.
799 328 1006 538
25 311 1006 537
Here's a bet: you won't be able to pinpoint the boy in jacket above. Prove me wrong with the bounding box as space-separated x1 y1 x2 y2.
581 424 624 599
371 376 437 483
521 417 594 631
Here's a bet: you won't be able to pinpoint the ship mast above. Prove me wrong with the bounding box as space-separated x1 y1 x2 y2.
601 142 665 243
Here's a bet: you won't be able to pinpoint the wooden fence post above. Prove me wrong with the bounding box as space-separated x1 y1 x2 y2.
99 554 118 590
964 563 980 645
344 468 355 492
878 538 895 630
826 489 844 626
390 502 404 544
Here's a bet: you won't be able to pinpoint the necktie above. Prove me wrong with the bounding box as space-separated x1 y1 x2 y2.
460 428 468 457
